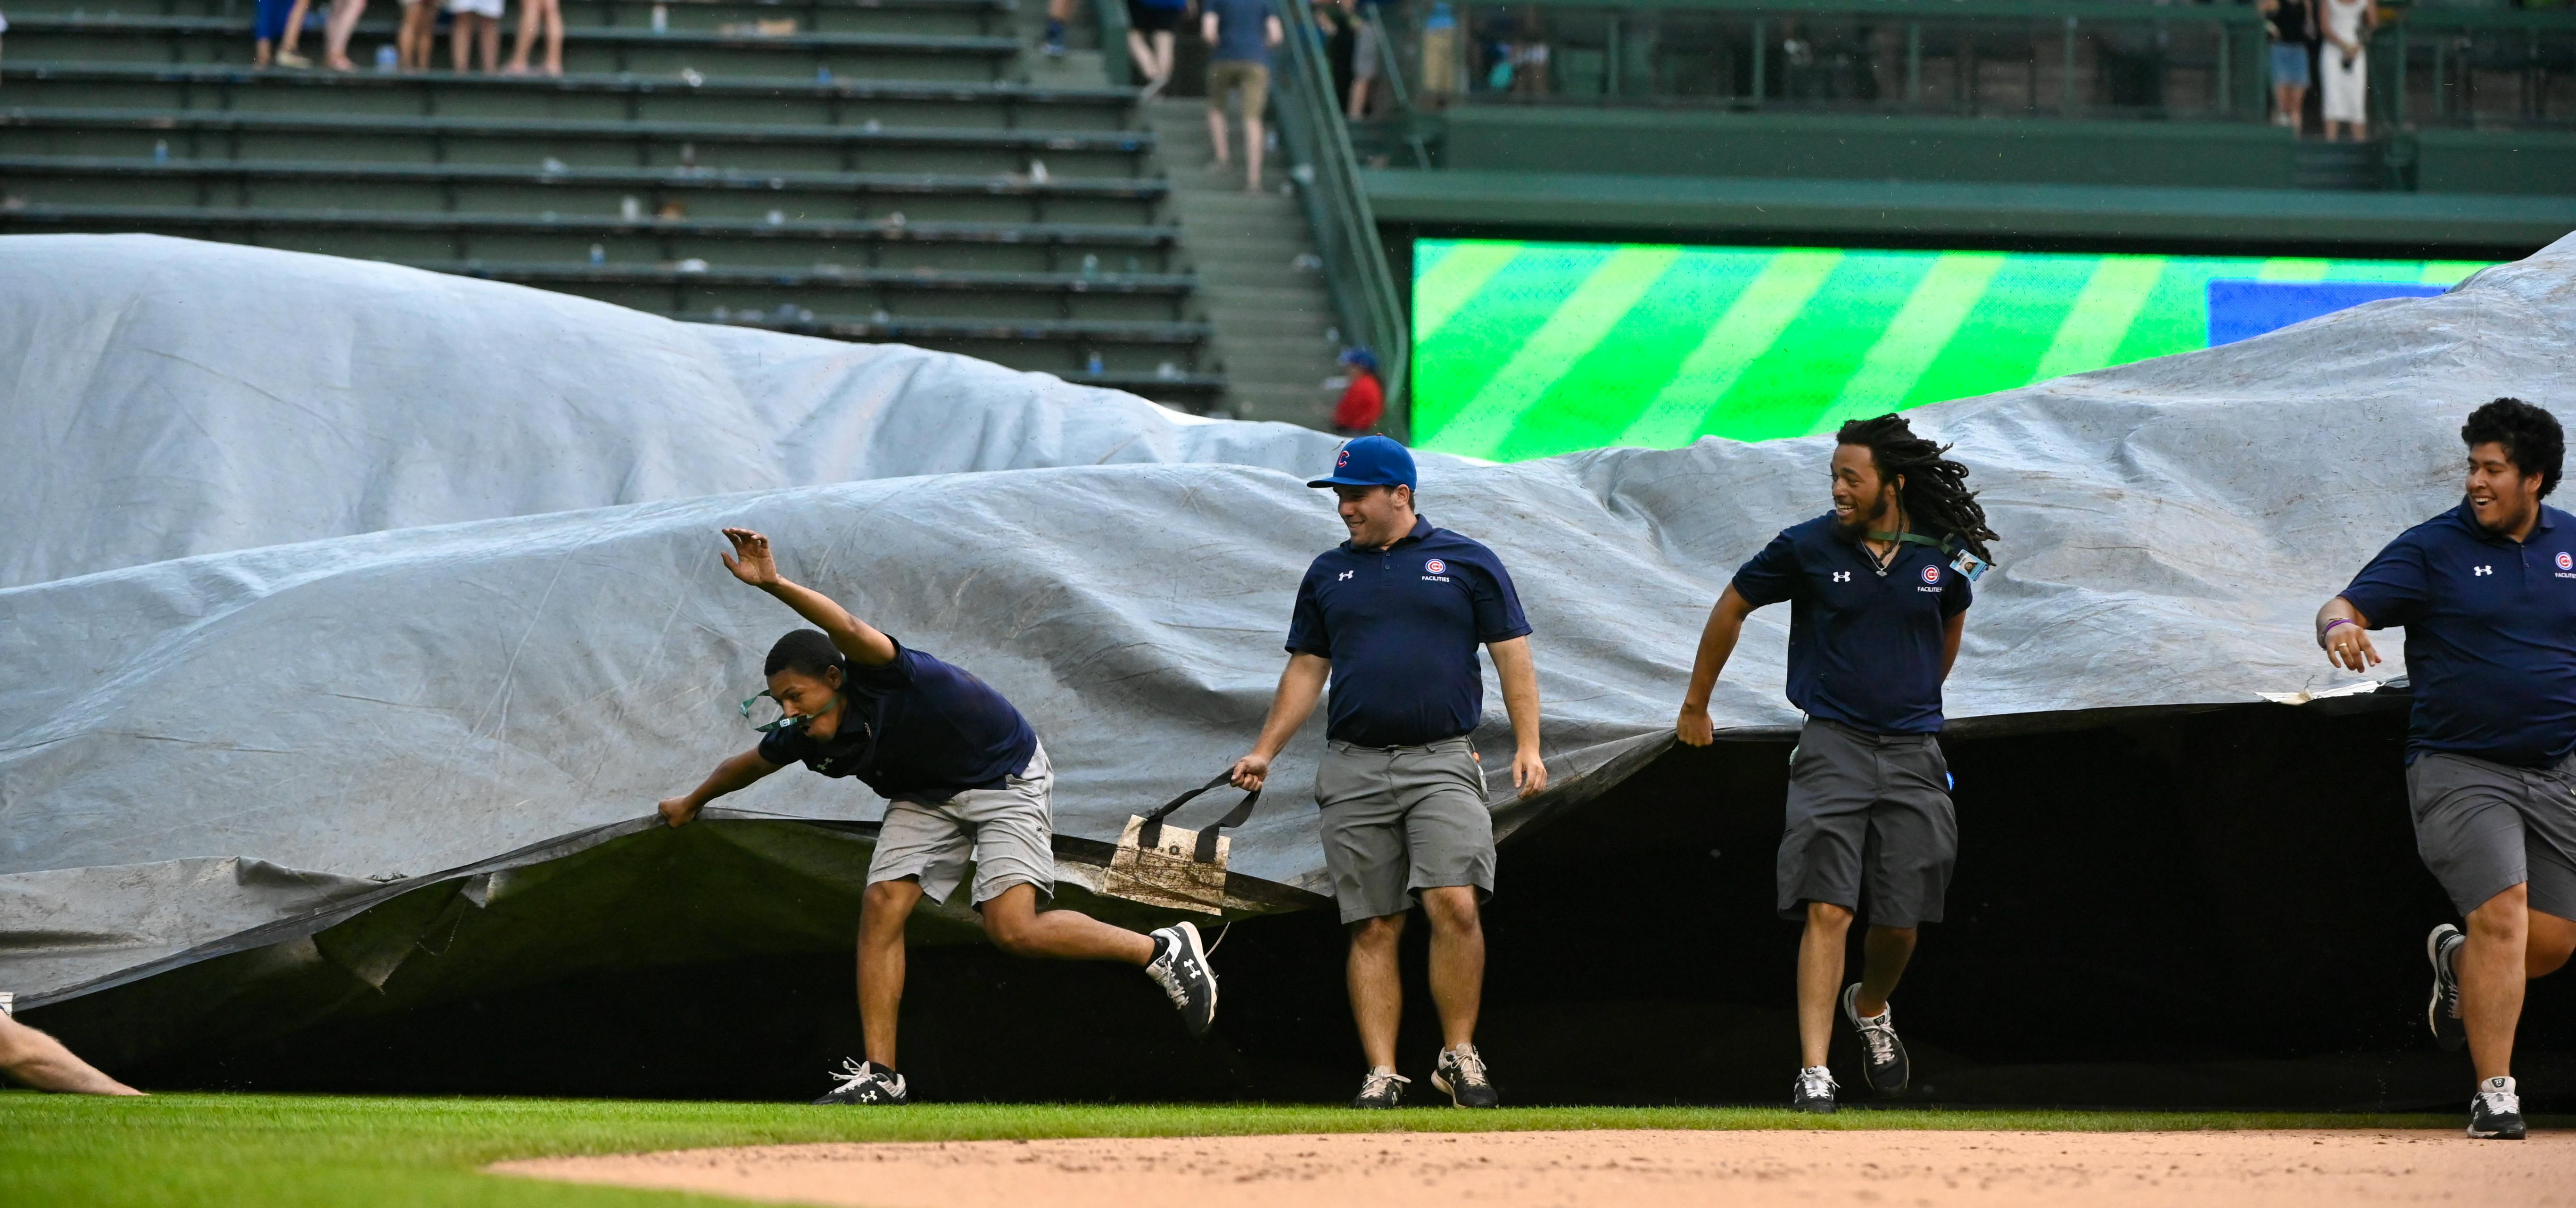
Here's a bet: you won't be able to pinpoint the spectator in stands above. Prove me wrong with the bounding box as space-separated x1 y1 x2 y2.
505 0 564 75
2318 0 2373 142
1508 5 1548 97
2260 0 2316 135
395 0 439 71
1204 0 1283 194
1043 0 1073 57
1333 348 1386 436
253 0 309 67
451 0 504 72
1345 0 1390 119
321 0 369 70
1125 0 1186 98
0 1008 144 1096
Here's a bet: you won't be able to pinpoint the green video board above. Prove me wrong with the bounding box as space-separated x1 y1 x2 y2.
1411 240 2492 461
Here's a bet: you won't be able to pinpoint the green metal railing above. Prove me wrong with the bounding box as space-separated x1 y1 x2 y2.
1097 0 1136 86
1272 0 1412 436
1354 0 2573 126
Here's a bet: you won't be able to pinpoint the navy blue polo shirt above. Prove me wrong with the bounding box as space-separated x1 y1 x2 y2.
1731 514 1973 735
757 638 1040 804
1286 517 1533 747
2339 499 2576 768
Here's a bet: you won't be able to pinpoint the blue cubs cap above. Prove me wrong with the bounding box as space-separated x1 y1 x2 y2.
1307 434 1416 490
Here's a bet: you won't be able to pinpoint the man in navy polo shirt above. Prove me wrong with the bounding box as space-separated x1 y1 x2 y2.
1228 436 1546 1109
2319 397 2576 1142
1673 414 1996 1115
654 527 1218 1107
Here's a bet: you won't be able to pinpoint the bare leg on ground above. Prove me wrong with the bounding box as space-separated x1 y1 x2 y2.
0 1014 144 1096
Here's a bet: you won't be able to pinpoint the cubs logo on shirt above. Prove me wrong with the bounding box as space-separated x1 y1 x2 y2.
1426 558 1447 575
2558 552 2572 571
1921 564 1941 585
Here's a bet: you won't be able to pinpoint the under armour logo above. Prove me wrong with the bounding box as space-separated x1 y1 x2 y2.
1832 571 1852 583
1338 570 1354 581
2476 565 2494 576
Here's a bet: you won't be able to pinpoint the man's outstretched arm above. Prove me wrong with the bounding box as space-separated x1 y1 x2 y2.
659 747 784 827
720 528 898 667
1230 653 1330 791
1676 585 1757 746
0 1013 144 1095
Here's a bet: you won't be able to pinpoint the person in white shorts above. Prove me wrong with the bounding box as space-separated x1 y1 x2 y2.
655 527 1217 1105
449 0 504 73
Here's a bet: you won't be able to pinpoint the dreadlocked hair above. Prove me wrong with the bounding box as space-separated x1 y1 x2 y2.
1834 413 1998 564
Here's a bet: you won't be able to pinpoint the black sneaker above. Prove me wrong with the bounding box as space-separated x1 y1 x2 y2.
1145 920 1217 1038
1791 1065 1838 1114
1431 1044 1499 1108
1841 983 1911 1096
1352 1067 1410 1109
2427 924 2468 1052
2469 1076 2526 1140
812 1058 908 1105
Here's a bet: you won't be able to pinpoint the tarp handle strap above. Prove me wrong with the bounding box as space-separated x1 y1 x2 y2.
1137 772 1262 863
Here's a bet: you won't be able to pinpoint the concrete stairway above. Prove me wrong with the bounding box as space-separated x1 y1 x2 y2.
1140 98 1339 426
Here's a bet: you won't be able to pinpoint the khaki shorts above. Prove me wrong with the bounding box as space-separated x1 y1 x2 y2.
1207 60 1271 124
868 742 1056 908
1315 736 1496 924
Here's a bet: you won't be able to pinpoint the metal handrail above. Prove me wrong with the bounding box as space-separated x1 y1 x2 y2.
1270 0 1411 437
1095 0 1134 87
1359 8 1434 168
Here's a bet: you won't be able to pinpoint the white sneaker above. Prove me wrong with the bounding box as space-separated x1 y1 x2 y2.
2469 1076 2526 1140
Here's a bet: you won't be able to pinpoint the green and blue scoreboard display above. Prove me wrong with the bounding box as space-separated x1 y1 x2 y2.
1411 240 2492 461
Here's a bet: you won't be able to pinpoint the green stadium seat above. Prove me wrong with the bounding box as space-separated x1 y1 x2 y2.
0 63 1141 132
0 0 1233 406
0 155 1168 224
2 14 1019 80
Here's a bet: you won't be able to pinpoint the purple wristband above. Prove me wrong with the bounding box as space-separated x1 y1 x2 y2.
2322 617 2356 640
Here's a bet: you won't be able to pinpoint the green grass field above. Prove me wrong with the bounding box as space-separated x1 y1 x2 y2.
0 1092 2478 1208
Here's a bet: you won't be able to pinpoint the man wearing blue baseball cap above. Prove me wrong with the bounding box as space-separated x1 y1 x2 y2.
1230 435 1547 1109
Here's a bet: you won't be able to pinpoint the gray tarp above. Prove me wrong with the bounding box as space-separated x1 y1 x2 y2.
4 231 2571 1011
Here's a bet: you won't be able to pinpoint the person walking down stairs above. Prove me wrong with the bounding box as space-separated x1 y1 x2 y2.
1203 0 1283 194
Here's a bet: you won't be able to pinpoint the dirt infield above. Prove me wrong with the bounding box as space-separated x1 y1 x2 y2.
495 1126 2576 1207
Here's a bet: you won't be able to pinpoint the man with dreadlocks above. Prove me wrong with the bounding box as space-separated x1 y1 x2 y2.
1672 413 1995 1114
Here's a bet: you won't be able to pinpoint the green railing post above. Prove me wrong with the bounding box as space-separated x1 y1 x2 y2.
1906 21 1921 106
1098 0 1133 87
1750 17 1766 105
2060 16 2075 116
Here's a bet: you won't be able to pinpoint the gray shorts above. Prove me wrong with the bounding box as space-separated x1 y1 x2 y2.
868 741 1056 908
2406 749 2576 921
1778 718 1956 928
1315 736 1497 924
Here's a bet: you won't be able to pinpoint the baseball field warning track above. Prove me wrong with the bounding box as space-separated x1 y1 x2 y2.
494 1127 2576 1207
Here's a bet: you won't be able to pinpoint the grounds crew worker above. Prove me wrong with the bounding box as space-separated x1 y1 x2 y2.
2320 397 2576 1142
1673 414 1994 1115
1229 436 1546 1109
657 528 1218 1106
